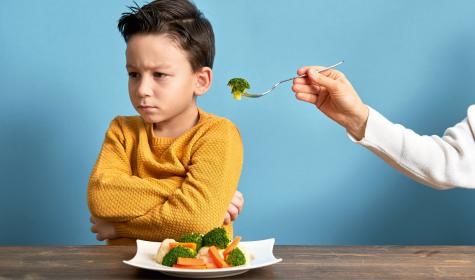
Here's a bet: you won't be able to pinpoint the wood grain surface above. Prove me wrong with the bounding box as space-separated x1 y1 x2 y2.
1 245 475 279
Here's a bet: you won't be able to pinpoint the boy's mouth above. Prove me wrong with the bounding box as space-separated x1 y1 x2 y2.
138 104 156 108
138 105 158 112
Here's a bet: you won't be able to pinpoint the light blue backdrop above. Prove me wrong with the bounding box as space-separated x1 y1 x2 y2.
1 0 475 245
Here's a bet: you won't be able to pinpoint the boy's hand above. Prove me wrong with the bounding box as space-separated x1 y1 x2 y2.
90 216 118 241
223 190 244 225
292 67 369 140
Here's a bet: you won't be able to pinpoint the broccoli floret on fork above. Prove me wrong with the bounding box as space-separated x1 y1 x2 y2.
227 78 250 100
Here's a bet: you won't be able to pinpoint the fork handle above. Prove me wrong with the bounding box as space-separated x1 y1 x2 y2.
292 60 344 81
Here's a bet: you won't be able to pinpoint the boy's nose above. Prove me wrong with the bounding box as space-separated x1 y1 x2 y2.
136 78 153 97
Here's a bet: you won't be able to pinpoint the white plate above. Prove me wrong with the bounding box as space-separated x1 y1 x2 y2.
123 238 282 278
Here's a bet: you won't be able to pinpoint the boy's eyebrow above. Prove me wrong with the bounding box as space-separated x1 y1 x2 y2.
125 63 173 70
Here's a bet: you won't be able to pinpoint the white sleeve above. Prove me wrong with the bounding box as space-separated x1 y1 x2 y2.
349 105 475 189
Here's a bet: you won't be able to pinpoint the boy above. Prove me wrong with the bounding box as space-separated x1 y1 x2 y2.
88 0 244 245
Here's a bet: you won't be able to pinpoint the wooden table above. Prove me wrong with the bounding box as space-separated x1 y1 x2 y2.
1 245 475 279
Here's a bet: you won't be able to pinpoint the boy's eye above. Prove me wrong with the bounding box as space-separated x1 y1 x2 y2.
128 72 139 78
153 72 167 78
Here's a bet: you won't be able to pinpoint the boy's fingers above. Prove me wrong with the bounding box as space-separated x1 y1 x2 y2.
90 225 98 233
234 190 243 201
223 213 231 225
96 233 105 241
295 92 318 104
228 204 239 221
231 196 243 213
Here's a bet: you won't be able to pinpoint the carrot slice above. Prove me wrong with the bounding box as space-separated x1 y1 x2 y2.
205 262 217 269
208 246 229 268
173 264 207 269
177 257 205 266
223 236 241 257
168 242 197 251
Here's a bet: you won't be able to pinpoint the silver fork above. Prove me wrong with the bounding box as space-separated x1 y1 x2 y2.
242 60 344 98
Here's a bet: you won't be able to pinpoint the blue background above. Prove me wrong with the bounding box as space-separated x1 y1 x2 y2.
1 0 475 245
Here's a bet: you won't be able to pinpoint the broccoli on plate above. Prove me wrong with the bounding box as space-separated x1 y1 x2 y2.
162 246 197 267
202 227 231 249
225 247 246 267
179 232 203 251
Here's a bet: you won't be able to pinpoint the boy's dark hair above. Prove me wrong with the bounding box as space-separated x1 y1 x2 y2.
118 0 215 71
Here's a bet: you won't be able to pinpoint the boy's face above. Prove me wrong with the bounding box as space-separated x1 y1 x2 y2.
126 34 206 124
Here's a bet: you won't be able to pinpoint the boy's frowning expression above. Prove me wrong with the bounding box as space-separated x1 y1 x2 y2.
126 34 207 127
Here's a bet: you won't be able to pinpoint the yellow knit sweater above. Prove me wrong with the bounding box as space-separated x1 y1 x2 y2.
88 109 243 245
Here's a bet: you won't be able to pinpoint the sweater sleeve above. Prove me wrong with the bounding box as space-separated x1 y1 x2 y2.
88 117 177 222
114 120 244 241
349 105 475 189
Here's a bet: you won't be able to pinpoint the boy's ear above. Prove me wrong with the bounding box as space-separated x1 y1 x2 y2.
194 67 212 96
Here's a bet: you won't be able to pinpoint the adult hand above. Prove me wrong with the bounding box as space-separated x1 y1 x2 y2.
292 67 369 140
